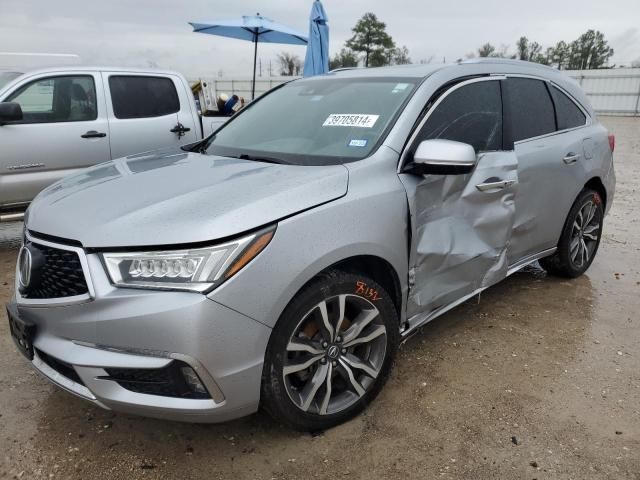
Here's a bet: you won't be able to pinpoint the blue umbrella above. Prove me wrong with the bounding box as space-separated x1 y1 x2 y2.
189 14 308 99
303 0 330 77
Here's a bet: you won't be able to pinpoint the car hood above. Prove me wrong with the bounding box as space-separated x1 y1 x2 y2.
27 149 349 248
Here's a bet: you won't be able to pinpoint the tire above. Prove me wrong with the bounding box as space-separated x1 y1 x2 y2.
261 269 399 431
539 188 604 278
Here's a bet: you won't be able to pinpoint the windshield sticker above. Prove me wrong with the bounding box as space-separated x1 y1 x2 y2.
323 114 379 128
392 83 410 93
348 139 368 148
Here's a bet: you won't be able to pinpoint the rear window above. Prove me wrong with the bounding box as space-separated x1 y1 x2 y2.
109 75 179 119
507 78 556 142
550 86 586 130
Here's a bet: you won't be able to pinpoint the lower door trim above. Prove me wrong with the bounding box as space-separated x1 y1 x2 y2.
401 247 557 340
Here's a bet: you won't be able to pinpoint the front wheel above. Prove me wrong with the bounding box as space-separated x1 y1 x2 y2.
261 270 399 431
540 189 604 278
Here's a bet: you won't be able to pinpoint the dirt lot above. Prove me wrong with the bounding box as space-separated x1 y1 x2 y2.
1 117 639 479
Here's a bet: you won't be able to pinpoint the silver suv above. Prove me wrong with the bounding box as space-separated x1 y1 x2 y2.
6 59 615 431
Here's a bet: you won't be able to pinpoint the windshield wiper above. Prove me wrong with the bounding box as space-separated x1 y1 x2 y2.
235 153 289 165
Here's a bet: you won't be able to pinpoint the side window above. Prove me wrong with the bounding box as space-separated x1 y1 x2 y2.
507 78 556 141
415 80 502 153
549 86 586 130
6 75 97 124
109 76 180 119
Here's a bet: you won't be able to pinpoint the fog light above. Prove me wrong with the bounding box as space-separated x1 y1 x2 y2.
181 366 207 395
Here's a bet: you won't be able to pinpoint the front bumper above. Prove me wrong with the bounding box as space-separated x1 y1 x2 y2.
10 246 272 423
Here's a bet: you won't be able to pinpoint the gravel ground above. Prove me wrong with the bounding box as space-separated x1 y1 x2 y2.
0 117 639 479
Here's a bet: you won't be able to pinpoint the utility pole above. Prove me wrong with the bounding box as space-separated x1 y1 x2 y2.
259 58 262 77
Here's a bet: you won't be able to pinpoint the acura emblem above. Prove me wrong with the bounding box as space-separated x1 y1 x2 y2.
18 246 32 288
327 345 340 359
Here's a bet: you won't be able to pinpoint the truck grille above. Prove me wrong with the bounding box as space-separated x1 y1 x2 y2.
20 242 89 299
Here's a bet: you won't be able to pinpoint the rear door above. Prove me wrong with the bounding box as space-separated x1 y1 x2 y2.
0 72 110 207
505 77 588 264
103 73 199 159
399 77 519 320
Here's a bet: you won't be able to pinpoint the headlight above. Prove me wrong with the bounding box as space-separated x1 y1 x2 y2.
101 228 274 292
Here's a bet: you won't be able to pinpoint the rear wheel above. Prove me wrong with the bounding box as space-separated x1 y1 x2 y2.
539 189 604 278
261 270 399 431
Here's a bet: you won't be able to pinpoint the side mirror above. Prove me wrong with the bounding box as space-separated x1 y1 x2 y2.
0 102 23 125
406 139 476 175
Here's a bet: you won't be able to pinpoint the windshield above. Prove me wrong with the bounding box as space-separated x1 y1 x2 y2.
0 72 21 90
205 76 417 165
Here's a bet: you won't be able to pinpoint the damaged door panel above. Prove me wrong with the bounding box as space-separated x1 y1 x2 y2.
400 151 518 321
396 76 519 324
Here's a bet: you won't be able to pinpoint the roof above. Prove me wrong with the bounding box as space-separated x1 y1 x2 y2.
7 65 183 77
329 58 564 79
325 58 591 114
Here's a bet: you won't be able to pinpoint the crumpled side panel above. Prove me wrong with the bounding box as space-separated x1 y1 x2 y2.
402 151 519 319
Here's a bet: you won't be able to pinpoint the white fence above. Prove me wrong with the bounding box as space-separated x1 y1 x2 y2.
566 68 640 116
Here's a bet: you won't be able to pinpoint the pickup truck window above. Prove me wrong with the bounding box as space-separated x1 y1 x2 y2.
109 76 180 119
206 77 417 166
6 75 97 124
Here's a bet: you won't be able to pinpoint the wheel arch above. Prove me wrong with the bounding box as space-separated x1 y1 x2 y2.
331 255 403 316
279 254 404 324
584 176 607 210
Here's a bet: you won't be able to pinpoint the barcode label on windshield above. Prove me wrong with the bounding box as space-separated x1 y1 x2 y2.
323 114 379 128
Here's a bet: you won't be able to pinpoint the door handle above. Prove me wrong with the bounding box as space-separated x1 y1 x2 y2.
170 123 191 138
563 152 581 164
476 179 516 192
81 130 107 139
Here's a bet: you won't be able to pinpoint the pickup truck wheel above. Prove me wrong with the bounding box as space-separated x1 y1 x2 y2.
539 189 604 278
261 270 399 431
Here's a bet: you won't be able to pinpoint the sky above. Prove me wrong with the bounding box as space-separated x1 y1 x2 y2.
1 0 639 79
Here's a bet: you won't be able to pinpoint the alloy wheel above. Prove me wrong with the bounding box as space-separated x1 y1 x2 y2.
570 199 601 268
283 294 387 415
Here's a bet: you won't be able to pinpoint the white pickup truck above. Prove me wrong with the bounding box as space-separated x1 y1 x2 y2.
0 66 230 221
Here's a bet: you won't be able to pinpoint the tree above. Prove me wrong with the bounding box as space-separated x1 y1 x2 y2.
277 52 302 76
516 36 529 60
547 41 569 69
345 12 395 67
516 37 547 63
329 48 359 70
566 30 614 69
477 43 496 57
391 46 411 65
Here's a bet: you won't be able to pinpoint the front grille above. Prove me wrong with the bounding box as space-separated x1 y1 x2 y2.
104 361 210 399
36 349 85 386
20 242 89 299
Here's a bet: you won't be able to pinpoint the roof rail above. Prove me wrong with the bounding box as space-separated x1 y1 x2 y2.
459 57 557 71
329 67 363 73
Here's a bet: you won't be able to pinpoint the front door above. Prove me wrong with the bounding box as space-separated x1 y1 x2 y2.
398 77 519 321
0 72 110 207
